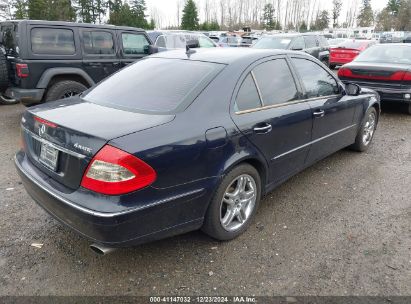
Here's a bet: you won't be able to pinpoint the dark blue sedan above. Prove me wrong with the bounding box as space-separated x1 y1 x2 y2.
15 48 380 253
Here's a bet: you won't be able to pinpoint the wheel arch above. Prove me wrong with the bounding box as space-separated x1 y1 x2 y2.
36 68 95 89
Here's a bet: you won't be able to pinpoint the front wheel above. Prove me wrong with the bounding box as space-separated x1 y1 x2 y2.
202 164 261 241
350 107 378 152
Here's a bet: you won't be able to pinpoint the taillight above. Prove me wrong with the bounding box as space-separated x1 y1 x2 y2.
81 145 156 195
402 72 411 82
34 116 57 128
338 67 352 78
16 63 29 78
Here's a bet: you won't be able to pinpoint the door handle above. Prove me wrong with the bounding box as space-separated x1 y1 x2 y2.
313 110 325 118
253 123 272 134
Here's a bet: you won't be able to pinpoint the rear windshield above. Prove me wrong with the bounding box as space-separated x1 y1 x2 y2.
83 58 223 113
337 40 367 49
253 37 291 49
0 22 19 56
354 45 411 64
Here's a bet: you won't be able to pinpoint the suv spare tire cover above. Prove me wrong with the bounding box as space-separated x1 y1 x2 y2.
0 48 9 93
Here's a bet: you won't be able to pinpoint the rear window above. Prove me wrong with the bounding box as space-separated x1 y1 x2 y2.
253 37 291 49
337 40 368 49
31 28 75 55
355 45 411 64
83 58 223 113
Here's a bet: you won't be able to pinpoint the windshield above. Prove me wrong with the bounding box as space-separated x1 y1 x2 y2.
354 45 411 64
253 37 292 49
83 58 223 113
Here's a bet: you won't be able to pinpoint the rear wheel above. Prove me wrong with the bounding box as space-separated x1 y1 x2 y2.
406 104 411 115
0 49 16 105
350 107 378 152
202 164 261 241
45 80 87 102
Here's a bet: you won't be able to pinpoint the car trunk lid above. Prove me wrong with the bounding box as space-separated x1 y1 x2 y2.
21 98 175 190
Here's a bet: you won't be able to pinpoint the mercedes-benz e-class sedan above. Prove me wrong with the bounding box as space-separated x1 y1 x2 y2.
15 49 380 252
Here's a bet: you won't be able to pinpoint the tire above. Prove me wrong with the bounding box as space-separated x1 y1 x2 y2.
406 104 411 115
202 163 261 241
45 80 87 102
329 64 336 70
350 107 378 152
0 49 9 94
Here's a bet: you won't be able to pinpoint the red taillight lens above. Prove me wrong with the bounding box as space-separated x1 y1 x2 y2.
34 116 57 128
338 67 352 78
402 72 411 82
16 63 29 78
81 145 156 195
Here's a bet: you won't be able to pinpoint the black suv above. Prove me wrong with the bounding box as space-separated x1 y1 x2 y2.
252 33 330 65
0 20 152 105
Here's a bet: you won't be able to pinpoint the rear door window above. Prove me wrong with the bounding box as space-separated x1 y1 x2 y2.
84 58 223 113
121 33 150 55
83 31 114 55
235 73 262 112
252 59 298 106
31 28 75 55
292 58 339 98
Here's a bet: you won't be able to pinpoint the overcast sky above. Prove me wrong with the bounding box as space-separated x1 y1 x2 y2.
145 0 389 28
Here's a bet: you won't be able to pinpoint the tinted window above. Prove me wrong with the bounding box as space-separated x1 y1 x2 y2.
31 28 75 55
155 35 166 48
253 37 292 49
83 31 114 55
122 33 150 55
291 36 305 50
253 59 298 106
354 45 411 64
303 36 317 48
84 58 222 113
235 73 261 111
292 58 338 98
163 34 186 49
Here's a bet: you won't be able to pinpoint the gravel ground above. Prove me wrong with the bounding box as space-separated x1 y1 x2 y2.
0 103 410 296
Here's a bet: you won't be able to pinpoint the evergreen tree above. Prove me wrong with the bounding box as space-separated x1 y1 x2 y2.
262 3 276 30
48 0 76 21
397 0 411 31
313 10 329 30
131 0 148 28
13 0 27 18
27 0 48 19
181 0 199 30
387 0 400 15
357 0 374 27
299 21 308 32
149 18 155 30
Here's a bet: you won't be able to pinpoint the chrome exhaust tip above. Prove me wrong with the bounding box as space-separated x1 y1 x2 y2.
90 243 116 255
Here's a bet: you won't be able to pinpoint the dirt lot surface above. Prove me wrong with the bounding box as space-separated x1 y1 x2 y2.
0 103 410 296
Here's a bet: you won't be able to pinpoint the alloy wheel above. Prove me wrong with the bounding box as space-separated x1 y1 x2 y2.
362 111 376 146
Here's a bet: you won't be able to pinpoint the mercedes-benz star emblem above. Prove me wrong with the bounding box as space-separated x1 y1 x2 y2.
38 124 46 136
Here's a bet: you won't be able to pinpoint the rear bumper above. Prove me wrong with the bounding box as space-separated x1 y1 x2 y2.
15 151 209 247
341 80 411 103
329 58 352 65
5 87 45 105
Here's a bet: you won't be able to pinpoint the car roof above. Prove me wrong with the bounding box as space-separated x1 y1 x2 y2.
149 48 308 65
4 20 145 32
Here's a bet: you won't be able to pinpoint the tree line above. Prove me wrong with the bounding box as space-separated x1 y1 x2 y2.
1 0 411 32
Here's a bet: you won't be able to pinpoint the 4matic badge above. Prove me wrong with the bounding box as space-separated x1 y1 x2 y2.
74 143 92 154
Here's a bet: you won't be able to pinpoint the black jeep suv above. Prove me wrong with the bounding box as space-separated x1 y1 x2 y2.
0 20 152 105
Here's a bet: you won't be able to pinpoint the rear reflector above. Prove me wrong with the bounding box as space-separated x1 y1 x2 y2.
34 116 57 128
81 145 156 195
16 63 29 78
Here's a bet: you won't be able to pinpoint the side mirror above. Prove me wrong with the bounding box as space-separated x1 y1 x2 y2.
144 45 159 55
186 39 200 49
345 83 361 96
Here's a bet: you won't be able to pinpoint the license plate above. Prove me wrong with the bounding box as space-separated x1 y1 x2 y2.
39 142 59 171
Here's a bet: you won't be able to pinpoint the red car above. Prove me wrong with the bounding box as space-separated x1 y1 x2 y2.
329 40 377 69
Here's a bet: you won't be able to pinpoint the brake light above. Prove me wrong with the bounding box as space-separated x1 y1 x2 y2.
16 63 29 78
338 67 352 78
402 72 411 82
34 116 57 128
81 145 156 195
